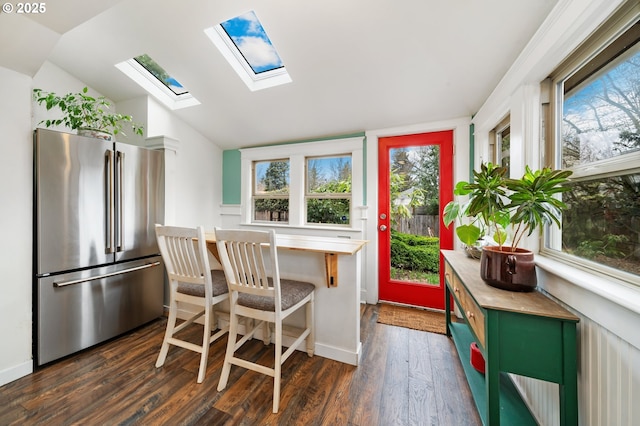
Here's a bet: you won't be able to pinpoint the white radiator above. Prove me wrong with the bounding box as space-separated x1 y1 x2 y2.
512 312 640 425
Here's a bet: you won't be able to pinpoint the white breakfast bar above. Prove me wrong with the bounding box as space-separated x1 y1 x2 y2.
205 232 368 366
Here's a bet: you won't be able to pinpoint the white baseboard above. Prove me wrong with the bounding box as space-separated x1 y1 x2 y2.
315 341 361 366
0 360 33 387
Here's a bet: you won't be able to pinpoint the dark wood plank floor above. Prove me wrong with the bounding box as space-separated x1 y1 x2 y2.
0 304 481 425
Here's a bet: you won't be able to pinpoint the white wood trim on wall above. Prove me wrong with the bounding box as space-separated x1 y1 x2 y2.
473 0 625 134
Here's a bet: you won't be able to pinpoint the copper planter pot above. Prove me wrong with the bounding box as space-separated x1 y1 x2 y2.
480 246 537 292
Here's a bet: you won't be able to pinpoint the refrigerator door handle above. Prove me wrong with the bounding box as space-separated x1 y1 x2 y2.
106 150 115 253
116 150 125 252
53 261 161 287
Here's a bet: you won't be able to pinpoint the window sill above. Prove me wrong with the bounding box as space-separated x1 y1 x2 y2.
535 255 640 349
241 221 364 235
536 255 640 315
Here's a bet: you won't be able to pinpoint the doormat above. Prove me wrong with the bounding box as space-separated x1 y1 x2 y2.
377 303 446 335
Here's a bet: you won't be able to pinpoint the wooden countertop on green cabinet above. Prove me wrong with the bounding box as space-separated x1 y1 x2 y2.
442 250 580 426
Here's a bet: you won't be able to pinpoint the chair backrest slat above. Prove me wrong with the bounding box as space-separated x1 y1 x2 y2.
215 228 278 300
156 225 211 292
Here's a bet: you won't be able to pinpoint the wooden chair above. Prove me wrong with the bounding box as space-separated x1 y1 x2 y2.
214 227 315 413
154 225 229 383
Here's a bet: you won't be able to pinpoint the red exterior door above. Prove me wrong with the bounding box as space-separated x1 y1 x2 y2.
378 131 454 310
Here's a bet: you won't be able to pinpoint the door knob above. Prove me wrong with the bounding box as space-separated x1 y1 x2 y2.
379 225 387 231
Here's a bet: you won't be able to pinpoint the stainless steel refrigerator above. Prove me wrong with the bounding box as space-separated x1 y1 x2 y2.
33 128 165 366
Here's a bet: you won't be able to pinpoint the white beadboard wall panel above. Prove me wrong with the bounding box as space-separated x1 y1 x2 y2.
512 311 639 426
512 376 557 425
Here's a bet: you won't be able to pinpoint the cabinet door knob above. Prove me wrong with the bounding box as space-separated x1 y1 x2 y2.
467 311 474 319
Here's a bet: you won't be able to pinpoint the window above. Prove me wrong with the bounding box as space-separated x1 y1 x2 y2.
253 159 290 223
240 137 364 229
134 54 188 96
220 11 284 74
497 125 511 173
115 54 200 110
546 7 640 283
306 155 352 226
490 116 511 175
204 10 292 91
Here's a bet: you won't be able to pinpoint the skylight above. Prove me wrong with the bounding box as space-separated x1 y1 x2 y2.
220 11 284 74
115 54 200 110
134 54 188 95
205 11 292 91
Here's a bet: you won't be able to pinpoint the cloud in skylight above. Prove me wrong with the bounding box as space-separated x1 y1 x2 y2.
236 36 281 70
221 11 283 74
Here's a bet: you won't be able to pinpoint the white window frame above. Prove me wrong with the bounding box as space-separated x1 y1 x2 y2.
489 115 511 174
305 155 353 227
252 159 290 224
204 23 292 92
240 137 364 230
115 58 200 110
542 3 640 287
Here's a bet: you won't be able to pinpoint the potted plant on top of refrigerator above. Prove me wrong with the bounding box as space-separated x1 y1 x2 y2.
443 162 572 292
33 86 144 140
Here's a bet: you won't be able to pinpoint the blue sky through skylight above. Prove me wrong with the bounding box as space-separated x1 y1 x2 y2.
220 11 284 74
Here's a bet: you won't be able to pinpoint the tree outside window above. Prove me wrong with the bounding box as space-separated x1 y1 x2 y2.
306 156 351 225
253 160 289 223
389 146 440 226
550 25 640 280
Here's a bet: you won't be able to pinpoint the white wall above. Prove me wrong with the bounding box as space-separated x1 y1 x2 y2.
0 66 34 385
114 96 149 147
115 94 224 229
144 96 222 229
0 61 223 387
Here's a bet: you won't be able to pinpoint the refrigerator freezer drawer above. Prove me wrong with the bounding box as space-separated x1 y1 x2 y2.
35 257 164 366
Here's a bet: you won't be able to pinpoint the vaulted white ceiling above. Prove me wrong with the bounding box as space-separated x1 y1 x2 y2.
0 0 558 149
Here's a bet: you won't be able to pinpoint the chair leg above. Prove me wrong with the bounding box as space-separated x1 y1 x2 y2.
156 295 178 368
262 321 271 345
217 309 238 391
273 320 283 414
211 308 218 331
197 305 213 384
306 295 315 357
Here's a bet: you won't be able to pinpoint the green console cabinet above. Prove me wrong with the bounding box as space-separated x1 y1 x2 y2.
442 250 579 426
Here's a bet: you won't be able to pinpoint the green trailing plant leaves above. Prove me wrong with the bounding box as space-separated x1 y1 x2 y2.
33 87 144 137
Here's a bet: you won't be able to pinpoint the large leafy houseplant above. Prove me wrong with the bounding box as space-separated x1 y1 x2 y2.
33 87 144 138
443 162 572 291
443 163 507 250
444 162 572 252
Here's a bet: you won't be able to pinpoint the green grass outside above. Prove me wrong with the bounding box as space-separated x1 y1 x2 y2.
390 267 440 285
